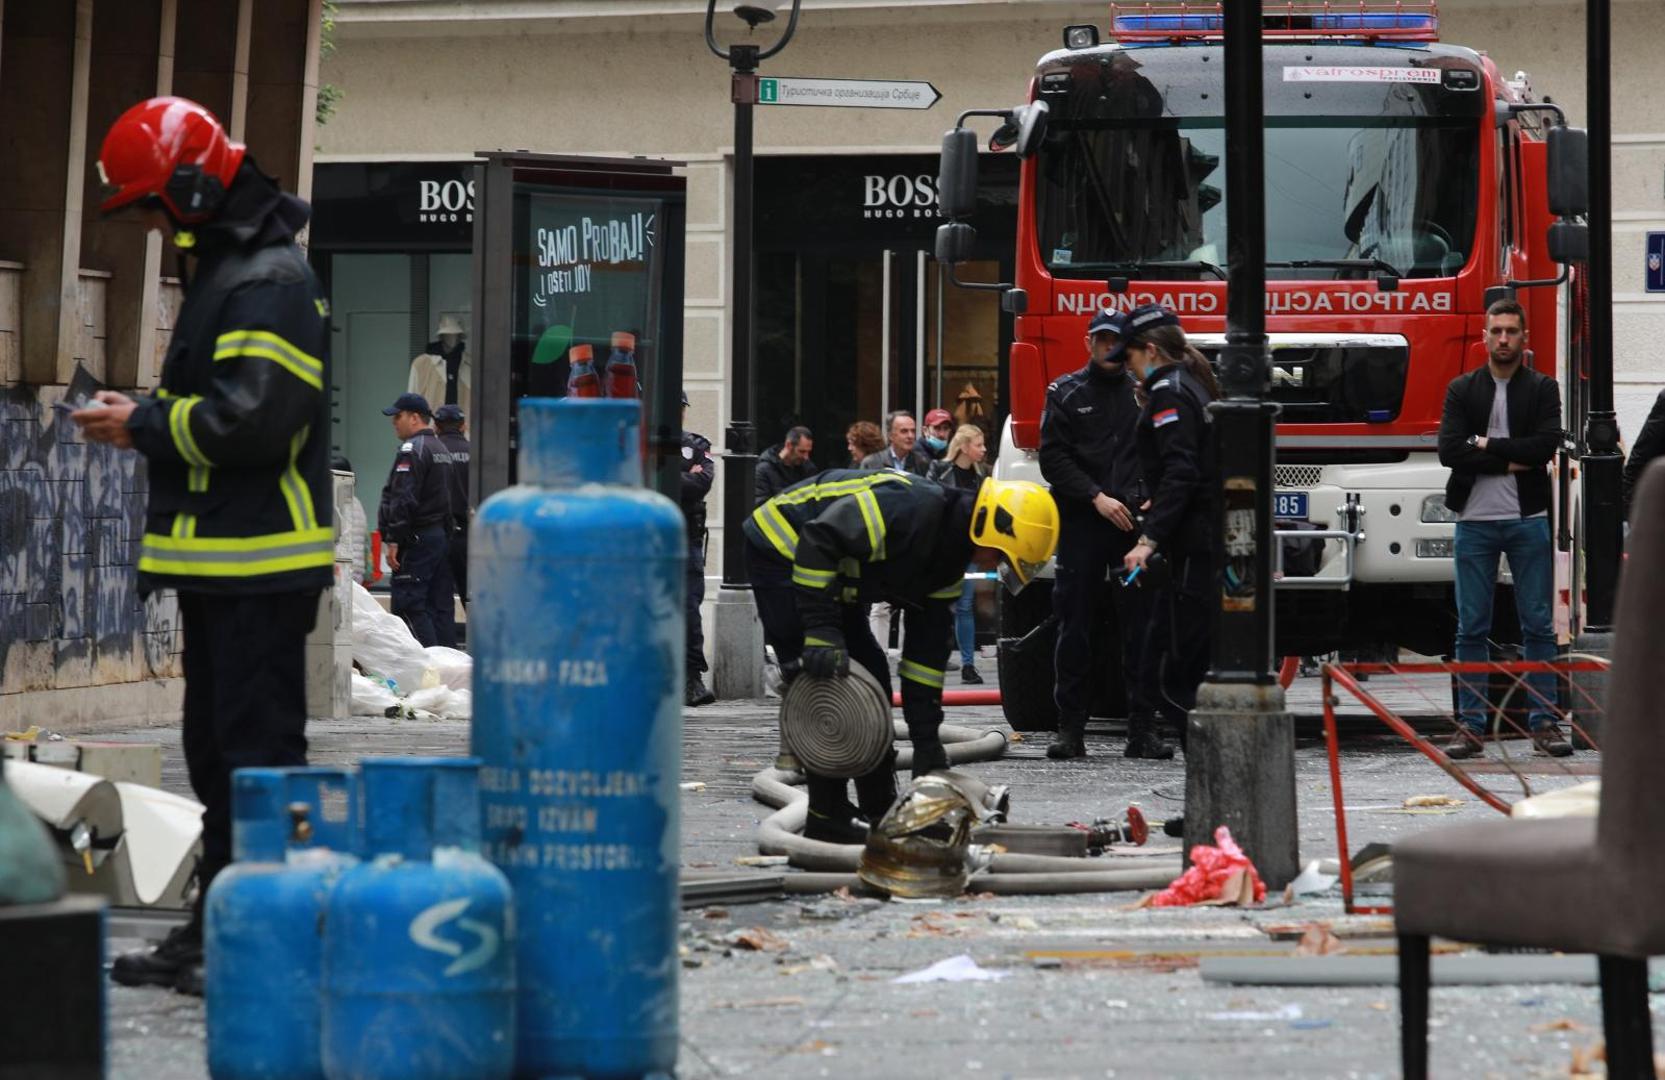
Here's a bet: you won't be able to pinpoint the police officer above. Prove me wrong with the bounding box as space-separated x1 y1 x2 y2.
378 392 457 648
1120 305 1221 747
1039 309 1172 761
745 470 1058 841
75 97 333 993
433 403 471 617
681 392 718 707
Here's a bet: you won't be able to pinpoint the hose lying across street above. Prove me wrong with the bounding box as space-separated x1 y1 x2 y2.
751 721 1178 895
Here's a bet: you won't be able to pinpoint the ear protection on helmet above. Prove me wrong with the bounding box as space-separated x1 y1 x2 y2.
163 164 229 221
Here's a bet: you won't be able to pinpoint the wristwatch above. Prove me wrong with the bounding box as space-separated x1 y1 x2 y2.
1466 434 1481 448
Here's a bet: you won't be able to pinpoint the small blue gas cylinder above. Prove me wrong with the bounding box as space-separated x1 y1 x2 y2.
205 766 358 1080
472 398 685 1078
321 757 514 1080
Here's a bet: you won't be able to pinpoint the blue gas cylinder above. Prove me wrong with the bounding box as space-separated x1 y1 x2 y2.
205 766 358 1080
471 398 685 1078
321 757 514 1080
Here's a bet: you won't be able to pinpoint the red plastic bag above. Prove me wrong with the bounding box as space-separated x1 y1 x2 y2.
1146 825 1267 908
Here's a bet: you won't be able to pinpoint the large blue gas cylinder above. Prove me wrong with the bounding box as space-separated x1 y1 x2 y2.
471 398 685 1078
205 766 358 1080
321 757 514 1080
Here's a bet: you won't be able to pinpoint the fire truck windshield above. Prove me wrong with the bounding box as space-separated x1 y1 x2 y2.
1036 117 1479 282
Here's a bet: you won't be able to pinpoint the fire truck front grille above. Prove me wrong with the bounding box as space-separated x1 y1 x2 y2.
1275 465 1324 488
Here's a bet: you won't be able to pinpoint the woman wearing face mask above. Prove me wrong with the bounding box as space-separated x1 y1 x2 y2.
1118 305 1221 749
928 425 990 684
921 409 955 460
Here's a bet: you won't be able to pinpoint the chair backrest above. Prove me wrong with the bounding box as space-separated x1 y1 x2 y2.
1597 458 1665 862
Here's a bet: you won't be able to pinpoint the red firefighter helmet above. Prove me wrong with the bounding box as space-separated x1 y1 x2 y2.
97 97 245 223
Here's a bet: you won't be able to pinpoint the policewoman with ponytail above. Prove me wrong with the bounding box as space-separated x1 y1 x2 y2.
1118 305 1221 751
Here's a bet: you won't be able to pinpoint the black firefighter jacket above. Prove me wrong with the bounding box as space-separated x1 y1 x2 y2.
743 469 975 731
127 163 333 597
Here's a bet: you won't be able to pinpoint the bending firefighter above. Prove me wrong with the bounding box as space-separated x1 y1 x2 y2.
745 470 1059 842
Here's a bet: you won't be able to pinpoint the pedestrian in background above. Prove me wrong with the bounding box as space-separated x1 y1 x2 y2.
378 392 457 649
846 420 885 466
681 392 718 707
1120 305 1220 754
76 97 333 994
1038 310 1169 760
433 403 471 622
1622 388 1665 522
921 408 955 460
928 425 990 684
861 410 933 475
755 425 817 506
1436 298 1570 758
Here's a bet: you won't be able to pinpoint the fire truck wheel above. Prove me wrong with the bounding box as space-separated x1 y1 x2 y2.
997 581 1060 732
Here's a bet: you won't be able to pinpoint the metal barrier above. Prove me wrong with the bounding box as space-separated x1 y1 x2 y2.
1320 658 1609 914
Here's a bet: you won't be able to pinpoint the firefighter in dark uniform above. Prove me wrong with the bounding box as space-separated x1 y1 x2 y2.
1039 309 1172 761
744 471 1058 841
75 97 333 993
378 392 457 649
681 392 718 706
433 403 471 616
1119 305 1221 747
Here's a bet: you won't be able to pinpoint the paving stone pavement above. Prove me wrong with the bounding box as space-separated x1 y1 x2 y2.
100 658 1616 1079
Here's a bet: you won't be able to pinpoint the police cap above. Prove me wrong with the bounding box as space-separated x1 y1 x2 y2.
382 392 432 417
433 403 465 423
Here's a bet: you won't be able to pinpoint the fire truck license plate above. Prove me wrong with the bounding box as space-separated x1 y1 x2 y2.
1273 492 1309 519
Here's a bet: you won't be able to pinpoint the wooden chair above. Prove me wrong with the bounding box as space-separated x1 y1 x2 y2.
1393 461 1665 1079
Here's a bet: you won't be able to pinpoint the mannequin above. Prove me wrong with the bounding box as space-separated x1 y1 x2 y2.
407 314 472 418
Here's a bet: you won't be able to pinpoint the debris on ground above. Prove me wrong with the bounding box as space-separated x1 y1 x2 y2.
679 781 707 792
1282 859 1339 901
1403 794 1463 809
1207 1003 1304 1022
1144 826 1266 908
891 954 1010 984
1293 923 1347 957
730 927 789 952
734 855 789 868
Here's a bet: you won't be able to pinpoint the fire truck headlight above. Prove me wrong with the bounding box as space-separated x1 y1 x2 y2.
1063 24 1099 49
1420 494 1460 523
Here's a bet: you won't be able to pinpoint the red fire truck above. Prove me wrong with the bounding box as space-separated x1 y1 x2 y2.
936 3 1589 731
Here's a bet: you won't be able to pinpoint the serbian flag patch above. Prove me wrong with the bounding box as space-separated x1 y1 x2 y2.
1152 408 1180 428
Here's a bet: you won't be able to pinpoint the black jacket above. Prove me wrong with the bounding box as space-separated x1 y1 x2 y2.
1136 363 1217 553
1437 364 1561 517
1623 388 1665 519
860 445 933 476
926 458 985 493
680 430 715 536
127 161 332 597
437 429 471 526
1039 363 1144 515
754 444 819 506
378 428 455 544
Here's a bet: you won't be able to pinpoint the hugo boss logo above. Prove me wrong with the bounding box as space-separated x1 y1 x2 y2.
863 174 942 219
418 178 476 223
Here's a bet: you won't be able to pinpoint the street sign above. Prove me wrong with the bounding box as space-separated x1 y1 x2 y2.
1647 231 1665 293
755 76 940 110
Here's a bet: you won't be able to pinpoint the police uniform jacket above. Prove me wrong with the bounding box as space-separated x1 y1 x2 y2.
744 469 975 723
377 428 454 545
680 430 715 537
1136 363 1217 554
1039 362 1144 516
437 429 471 527
126 163 332 597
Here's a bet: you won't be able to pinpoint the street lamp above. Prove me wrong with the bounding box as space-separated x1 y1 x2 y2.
704 1 801 698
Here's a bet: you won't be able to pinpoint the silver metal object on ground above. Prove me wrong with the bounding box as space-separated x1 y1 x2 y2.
778 664 893 778
857 770 1008 899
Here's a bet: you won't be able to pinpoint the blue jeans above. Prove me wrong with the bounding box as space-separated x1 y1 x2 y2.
1453 516 1557 731
954 568 977 668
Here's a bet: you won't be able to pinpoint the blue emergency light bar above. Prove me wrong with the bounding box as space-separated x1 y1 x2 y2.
1108 2 1439 43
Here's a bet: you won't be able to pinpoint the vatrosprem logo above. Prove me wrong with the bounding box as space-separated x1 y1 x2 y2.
863 174 941 220
419 178 475 224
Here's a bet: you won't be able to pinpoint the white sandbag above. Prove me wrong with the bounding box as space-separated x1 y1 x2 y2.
405 684 472 721
350 672 403 716
425 646 472 691
350 582 434 693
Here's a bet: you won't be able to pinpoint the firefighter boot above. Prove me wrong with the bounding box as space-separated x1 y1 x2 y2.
684 675 716 708
854 754 900 823
1047 715 1087 759
112 914 203 991
803 774 869 845
1124 715 1175 760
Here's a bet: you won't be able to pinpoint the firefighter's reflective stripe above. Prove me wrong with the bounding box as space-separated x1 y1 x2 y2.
279 427 318 531
791 564 837 590
776 472 911 506
170 514 198 539
928 582 963 600
854 489 886 560
804 635 838 648
751 501 799 559
898 659 945 690
213 329 324 391
168 397 212 468
138 526 334 577
753 472 912 560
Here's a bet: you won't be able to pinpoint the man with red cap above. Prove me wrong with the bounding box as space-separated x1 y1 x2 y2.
73 97 331 995
922 408 955 460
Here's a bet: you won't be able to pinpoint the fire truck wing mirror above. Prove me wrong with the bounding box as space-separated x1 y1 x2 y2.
1546 127 1589 217
1547 221 1589 264
1014 101 1049 159
938 128 980 219
935 222 977 265
1001 288 1028 315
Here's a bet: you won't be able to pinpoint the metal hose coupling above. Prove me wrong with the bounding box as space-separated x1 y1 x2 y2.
778 664 893 779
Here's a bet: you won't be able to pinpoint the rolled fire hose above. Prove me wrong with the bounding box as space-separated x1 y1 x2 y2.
780 665 893 778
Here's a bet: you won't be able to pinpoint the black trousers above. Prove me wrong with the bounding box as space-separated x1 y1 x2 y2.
745 543 897 820
448 526 468 608
179 589 318 898
1052 513 1152 724
1140 548 1213 733
391 523 455 648
686 533 707 677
